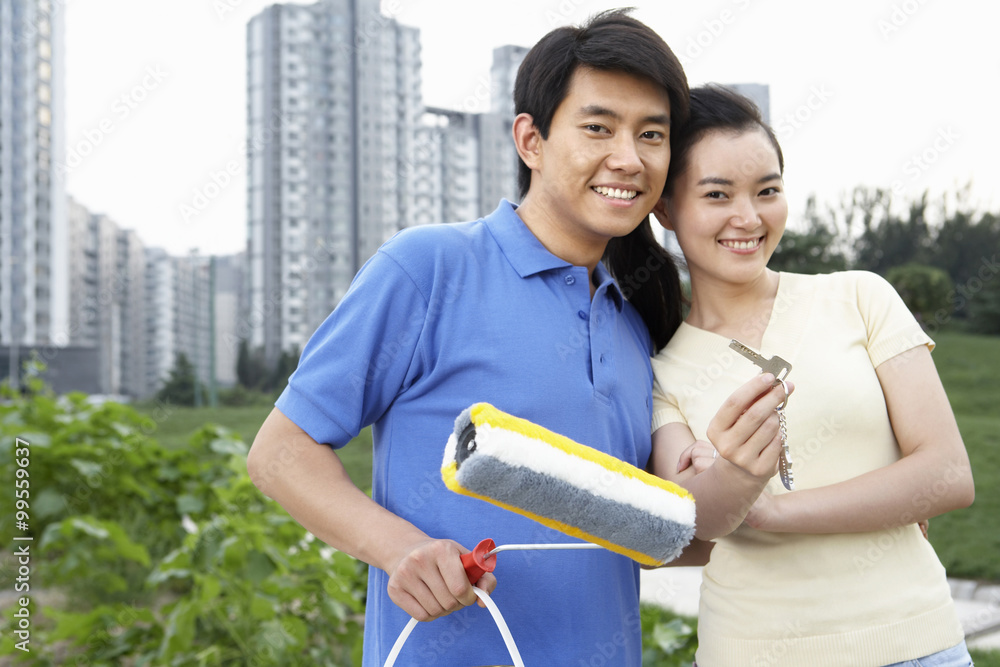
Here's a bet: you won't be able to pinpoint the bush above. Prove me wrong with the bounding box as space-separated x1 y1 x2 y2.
886 263 953 327
0 379 366 664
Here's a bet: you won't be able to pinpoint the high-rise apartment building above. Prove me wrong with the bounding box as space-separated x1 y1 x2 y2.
246 0 421 364
489 45 528 120
0 0 68 384
67 204 147 397
729 83 770 124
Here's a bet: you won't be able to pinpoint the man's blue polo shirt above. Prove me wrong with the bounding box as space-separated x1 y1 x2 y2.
276 200 654 666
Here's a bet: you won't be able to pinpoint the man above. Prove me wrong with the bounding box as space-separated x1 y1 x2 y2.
248 9 688 664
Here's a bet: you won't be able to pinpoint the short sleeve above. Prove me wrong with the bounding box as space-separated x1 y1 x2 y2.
855 271 935 368
650 355 688 433
276 249 429 447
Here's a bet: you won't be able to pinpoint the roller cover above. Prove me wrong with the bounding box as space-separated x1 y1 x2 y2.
441 403 696 567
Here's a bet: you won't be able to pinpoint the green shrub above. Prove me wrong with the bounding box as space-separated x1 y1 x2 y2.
886 263 954 327
0 379 366 664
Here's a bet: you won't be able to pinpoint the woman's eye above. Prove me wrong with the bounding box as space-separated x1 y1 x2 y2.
585 124 608 133
641 131 664 140
706 191 726 200
760 187 781 196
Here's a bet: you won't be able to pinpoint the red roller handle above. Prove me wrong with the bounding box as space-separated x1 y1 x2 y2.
460 538 497 583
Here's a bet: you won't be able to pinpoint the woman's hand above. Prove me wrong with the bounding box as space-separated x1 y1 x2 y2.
706 374 793 484
676 439 718 475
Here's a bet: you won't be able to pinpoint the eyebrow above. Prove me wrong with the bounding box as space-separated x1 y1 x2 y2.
577 104 671 126
696 173 783 186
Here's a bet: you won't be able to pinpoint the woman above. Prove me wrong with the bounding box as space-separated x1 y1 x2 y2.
648 85 975 666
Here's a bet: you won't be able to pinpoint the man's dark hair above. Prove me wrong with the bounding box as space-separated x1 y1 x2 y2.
513 8 689 352
514 8 689 200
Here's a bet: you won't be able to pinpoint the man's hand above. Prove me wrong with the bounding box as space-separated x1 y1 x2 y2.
386 538 498 622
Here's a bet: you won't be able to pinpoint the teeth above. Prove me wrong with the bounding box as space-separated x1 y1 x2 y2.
594 186 637 200
722 238 761 250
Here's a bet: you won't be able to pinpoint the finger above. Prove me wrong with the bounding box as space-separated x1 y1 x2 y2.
677 447 695 473
474 572 498 608
388 542 474 620
437 554 478 609
691 451 717 474
725 382 793 454
388 577 447 622
710 373 778 433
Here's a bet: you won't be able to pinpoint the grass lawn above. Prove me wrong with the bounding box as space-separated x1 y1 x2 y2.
135 330 1000 581
136 400 374 490
924 332 1000 582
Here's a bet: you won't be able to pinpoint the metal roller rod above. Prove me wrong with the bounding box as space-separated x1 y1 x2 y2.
486 543 604 558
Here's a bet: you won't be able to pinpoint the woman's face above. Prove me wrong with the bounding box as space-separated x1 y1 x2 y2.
657 128 788 288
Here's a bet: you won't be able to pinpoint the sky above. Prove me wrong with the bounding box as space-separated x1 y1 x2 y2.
62 0 1000 257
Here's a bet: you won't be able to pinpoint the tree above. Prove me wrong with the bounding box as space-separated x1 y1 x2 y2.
885 264 953 328
770 196 847 274
966 264 1000 335
235 340 269 391
266 347 300 392
156 353 204 406
852 190 933 274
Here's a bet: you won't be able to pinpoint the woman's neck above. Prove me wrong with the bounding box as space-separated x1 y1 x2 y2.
685 269 781 348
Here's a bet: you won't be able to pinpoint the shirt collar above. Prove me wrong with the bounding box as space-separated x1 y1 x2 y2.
485 199 626 311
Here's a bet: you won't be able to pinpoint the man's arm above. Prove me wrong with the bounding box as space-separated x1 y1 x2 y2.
247 407 496 621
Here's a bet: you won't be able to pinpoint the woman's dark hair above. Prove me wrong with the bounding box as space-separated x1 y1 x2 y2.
603 218 684 352
665 84 784 198
513 7 689 200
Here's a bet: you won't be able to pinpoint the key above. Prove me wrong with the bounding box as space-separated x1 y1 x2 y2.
730 339 795 490
728 339 792 383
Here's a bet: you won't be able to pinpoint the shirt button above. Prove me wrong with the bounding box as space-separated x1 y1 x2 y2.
565 275 576 285
600 354 606 364
577 310 587 320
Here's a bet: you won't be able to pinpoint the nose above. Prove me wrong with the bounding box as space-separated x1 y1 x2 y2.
729 196 760 229
605 136 643 174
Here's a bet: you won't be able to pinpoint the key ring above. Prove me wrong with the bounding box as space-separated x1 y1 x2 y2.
775 379 790 410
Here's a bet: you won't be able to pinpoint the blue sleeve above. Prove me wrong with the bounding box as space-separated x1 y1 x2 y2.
275 248 429 447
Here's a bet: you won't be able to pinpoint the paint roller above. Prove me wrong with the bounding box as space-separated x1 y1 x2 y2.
441 402 696 571
384 403 698 665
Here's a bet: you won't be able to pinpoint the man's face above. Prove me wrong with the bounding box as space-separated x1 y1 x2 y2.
529 66 673 251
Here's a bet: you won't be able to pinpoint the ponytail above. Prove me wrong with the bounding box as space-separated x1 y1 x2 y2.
603 218 684 353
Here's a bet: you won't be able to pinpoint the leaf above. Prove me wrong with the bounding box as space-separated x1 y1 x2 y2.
245 550 276 584
69 516 110 539
199 575 222 605
14 431 51 447
176 494 205 515
160 599 197 659
147 568 192 587
651 618 694 653
208 434 249 457
250 595 277 621
33 488 69 519
69 458 104 478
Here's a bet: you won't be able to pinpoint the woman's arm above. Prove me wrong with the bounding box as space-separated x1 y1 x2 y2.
746 345 974 533
649 374 790 540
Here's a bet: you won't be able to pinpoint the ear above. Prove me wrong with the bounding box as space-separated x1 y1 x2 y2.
512 113 542 171
652 197 674 232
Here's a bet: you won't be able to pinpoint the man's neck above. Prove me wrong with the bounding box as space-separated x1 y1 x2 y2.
515 195 606 274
